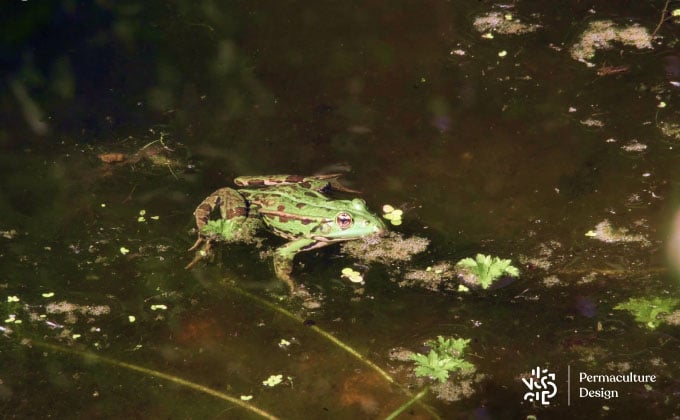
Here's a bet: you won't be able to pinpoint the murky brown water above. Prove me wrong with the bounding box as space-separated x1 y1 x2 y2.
2 1 680 418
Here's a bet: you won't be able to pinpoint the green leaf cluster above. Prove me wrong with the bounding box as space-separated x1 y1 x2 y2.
200 218 261 243
456 254 519 289
409 336 474 383
614 297 679 329
201 219 233 238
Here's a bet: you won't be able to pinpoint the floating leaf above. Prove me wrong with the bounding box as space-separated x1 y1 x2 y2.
262 374 283 387
410 335 474 383
456 254 519 289
614 297 679 329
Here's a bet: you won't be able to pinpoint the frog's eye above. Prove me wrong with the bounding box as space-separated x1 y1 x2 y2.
336 212 353 230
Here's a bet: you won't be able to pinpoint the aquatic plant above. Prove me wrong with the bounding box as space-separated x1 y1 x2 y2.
201 219 234 238
410 336 474 383
585 219 650 246
614 296 679 329
456 254 519 289
340 231 430 265
200 218 261 243
472 11 541 35
381 204 404 226
570 20 652 64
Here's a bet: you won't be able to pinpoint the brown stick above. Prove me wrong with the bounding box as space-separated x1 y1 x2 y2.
651 0 671 37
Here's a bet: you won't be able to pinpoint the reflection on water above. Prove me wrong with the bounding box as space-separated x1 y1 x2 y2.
2 0 680 418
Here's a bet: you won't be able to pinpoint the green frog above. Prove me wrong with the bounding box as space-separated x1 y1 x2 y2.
186 174 386 294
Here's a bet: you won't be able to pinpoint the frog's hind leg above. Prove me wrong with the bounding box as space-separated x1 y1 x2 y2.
187 187 247 263
234 174 360 193
194 188 247 232
306 174 361 193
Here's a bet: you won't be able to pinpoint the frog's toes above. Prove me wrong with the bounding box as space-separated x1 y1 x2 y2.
187 236 204 252
185 241 214 269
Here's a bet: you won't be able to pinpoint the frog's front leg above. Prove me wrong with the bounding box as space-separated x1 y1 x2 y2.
274 238 330 294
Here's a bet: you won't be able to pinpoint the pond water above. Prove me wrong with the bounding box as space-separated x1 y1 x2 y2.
2 1 680 418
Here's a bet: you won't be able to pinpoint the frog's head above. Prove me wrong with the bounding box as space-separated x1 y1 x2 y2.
322 198 386 241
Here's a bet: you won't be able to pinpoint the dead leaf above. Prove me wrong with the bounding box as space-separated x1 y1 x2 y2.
98 153 126 164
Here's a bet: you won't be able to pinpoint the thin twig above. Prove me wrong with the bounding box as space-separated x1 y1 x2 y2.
122 184 137 203
166 163 179 180
652 0 671 37
384 386 430 420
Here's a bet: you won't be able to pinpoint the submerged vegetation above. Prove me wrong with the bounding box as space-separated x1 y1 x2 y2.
200 218 262 244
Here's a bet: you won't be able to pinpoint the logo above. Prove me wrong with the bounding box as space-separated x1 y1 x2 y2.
522 366 557 405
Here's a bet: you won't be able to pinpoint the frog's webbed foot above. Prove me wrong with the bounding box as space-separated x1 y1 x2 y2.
185 241 213 269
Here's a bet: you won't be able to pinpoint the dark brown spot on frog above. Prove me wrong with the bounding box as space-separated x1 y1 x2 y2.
278 215 290 223
300 181 312 189
277 205 285 212
301 218 311 225
296 203 305 209
285 175 304 183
